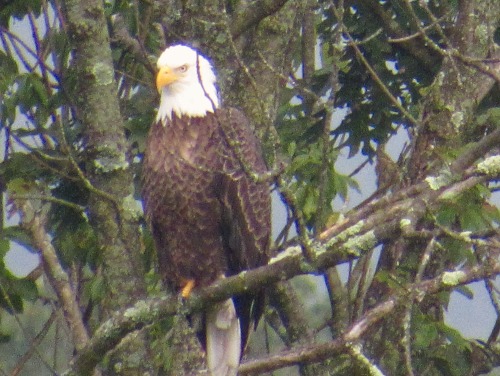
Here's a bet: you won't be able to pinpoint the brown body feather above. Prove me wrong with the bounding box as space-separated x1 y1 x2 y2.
142 107 271 352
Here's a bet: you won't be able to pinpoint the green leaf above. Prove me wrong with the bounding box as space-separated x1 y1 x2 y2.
0 51 18 93
14 74 50 123
1 154 43 183
0 268 38 313
436 204 458 227
29 74 49 107
9 279 38 302
53 221 98 267
0 239 9 259
0 332 10 343
454 285 474 300
287 141 296 157
0 0 42 27
85 275 105 302
432 347 471 376
0 291 23 313
413 320 439 349
459 204 488 232
3 226 35 253
6 177 37 196
439 237 473 266
302 186 319 220
437 322 471 351
476 107 500 127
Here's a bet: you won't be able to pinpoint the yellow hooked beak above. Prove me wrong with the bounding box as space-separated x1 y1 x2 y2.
156 66 178 92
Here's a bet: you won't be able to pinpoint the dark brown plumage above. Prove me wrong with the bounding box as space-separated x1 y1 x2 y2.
142 107 271 354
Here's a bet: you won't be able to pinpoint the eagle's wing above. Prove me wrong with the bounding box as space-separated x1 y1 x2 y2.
218 108 270 271
216 108 271 347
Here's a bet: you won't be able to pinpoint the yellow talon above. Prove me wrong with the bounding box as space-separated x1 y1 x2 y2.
181 279 196 298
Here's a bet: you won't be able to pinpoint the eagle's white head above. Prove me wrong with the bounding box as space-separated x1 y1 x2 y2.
155 45 220 122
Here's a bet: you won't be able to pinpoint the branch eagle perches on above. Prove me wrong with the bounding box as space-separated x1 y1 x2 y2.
65 243 500 376
58 129 500 375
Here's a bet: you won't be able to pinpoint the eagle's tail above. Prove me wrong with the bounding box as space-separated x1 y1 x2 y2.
206 298 241 376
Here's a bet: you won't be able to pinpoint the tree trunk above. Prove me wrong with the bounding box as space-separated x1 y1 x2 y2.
61 0 152 373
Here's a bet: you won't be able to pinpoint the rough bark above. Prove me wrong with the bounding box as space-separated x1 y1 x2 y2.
63 131 500 374
407 0 500 181
369 1 500 372
60 0 151 373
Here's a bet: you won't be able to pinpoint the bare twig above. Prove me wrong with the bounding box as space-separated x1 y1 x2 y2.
344 30 420 127
387 15 448 44
276 177 315 261
10 194 84 212
9 310 58 376
357 0 439 70
15 196 90 351
0 283 58 375
0 26 58 80
63 165 500 375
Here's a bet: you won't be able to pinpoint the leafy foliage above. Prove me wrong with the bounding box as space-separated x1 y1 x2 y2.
0 0 499 375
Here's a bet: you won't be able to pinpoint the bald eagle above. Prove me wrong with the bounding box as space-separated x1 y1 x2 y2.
142 45 271 375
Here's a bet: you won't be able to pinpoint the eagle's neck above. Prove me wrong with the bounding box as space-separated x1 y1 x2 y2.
156 81 219 123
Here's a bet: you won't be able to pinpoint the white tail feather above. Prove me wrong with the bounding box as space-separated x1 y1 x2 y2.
206 299 241 376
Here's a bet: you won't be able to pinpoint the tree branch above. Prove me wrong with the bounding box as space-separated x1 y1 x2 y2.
230 0 291 39
61 0 152 372
62 148 500 374
15 196 89 351
10 310 58 376
321 124 500 242
65 236 500 375
451 126 500 174
358 0 441 71
239 259 500 374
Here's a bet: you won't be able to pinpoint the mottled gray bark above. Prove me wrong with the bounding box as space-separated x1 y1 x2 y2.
60 0 151 374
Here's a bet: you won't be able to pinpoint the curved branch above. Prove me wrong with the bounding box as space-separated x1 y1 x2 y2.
66 233 500 376
230 0 291 39
451 126 500 174
58 110 500 374
239 260 500 374
358 0 441 71
63 149 500 375
239 298 396 375
16 198 89 351
321 125 500 242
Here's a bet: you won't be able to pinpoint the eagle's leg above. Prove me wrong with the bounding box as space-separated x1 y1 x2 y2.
181 278 196 298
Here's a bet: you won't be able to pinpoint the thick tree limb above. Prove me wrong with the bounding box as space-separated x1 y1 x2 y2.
63 148 500 375
65 231 500 375
451 125 500 174
61 0 147 313
230 0 291 39
61 0 151 372
239 260 500 374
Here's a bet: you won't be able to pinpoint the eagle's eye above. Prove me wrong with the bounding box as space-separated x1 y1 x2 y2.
177 64 188 73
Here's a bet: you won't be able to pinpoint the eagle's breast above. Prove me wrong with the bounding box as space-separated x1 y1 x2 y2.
142 112 228 287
